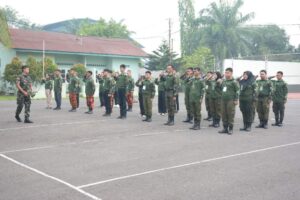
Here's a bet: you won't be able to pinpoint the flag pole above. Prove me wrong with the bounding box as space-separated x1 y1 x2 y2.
42 40 45 78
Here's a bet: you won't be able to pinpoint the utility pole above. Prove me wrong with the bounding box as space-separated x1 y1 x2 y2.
168 18 172 64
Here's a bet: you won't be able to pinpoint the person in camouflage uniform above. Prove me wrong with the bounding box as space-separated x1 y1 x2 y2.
270 71 288 127
162 65 179 126
209 72 222 128
154 72 166 115
136 75 146 116
255 70 273 129
204 72 213 121
84 71 96 114
141 71 156 122
115 64 129 119
42 73 53 109
180 67 194 123
189 67 205 130
102 69 116 116
53 69 63 110
15 65 34 123
126 70 135 112
218 68 240 135
68 69 80 112
238 71 257 132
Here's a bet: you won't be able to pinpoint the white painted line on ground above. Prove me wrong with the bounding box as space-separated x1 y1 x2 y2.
77 141 300 189
0 154 101 200
134 132 168 137
0 120 107 132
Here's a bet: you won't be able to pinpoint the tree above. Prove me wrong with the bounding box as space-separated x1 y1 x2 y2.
181 47 215 72
178 0 200 56
0 6 40 29
196 0 255 69
0 9 11 47
147 40 180 71
4 57 22 85
78 18 133 39
71 63 86 79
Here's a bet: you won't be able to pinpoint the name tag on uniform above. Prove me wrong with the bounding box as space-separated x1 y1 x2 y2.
143 85 146 90
205 85 208 89
223 86 227 92
260 86 263 91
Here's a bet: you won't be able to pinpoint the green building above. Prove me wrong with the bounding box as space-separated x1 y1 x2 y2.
0 28 147 97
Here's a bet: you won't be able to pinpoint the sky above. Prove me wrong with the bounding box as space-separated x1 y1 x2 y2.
1 0 300 54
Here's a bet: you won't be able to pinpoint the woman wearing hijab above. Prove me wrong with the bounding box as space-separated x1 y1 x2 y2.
209 72 223 128
239 71 257 132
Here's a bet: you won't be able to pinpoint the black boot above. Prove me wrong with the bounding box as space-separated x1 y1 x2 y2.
15 115 22 122
127 106 132 112
278 113 284 127
263 120 268 129
228 125 233 135
146 117 152 122
245 123 252 132
24 118 33 123
218 125 228 134
193 121 200 130
183 114 191 123
255 120 264 128
272 115 279 126
189 120 197 130
142 116 148 121
209 118 215 127
168 116 174 126
164 116 171 125
213 119 220 128
189 116 194 124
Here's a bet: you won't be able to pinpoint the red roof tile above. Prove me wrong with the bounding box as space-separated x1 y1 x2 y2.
9 28 147 58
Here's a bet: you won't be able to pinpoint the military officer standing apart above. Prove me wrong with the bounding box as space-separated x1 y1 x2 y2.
141 71 156 122
204 71 213 121
238 71 256 132
255 70 273 129
42 73 53 109
116 64 129 119
270 71 288 127
181 67 194 123
102 69 115 116
126 70 135 112
209 72 222 128
68 69 80 112
53 69 63 110
189 67 205 130
84 71 96 114
15 65 34 123
218 68 239 135
163 65 179 126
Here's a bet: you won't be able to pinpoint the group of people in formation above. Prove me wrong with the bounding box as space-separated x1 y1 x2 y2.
15 64 288 135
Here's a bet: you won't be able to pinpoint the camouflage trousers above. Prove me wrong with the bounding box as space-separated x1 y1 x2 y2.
210 98 221 121
184 91 192 116
16 92 31 119
190 99 202 122
273 101 285 123
205 96 212 118
165 91 176 117
69 93 78 109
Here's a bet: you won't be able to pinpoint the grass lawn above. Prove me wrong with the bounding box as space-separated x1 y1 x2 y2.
0 95 16 101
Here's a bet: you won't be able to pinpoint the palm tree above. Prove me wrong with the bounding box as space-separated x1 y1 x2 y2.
196 0 255 70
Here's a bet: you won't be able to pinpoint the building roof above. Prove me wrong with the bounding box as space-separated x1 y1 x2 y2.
9 28 148 58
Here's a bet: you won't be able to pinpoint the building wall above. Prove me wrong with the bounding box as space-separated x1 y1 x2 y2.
224 59 300 92
0 43 16 74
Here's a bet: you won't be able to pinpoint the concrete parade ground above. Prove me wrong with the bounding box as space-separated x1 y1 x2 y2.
0 95 300 200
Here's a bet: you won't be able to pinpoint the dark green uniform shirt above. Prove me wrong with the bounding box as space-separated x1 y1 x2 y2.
189 77 205 102
154 78 165 92
221 79 240 101
239 82 256 101
142 79 156 98
256 79 272 100
84 77 95 96
163 74 179 96
272 79 288 103
210 80 222 99
205 80 213 98
68 76 80 93
103 77 115 94
127 77 135 92
54 76 63 93
44 79 53 90
97 76 104 92
182 76 193 96
116 73 128 89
